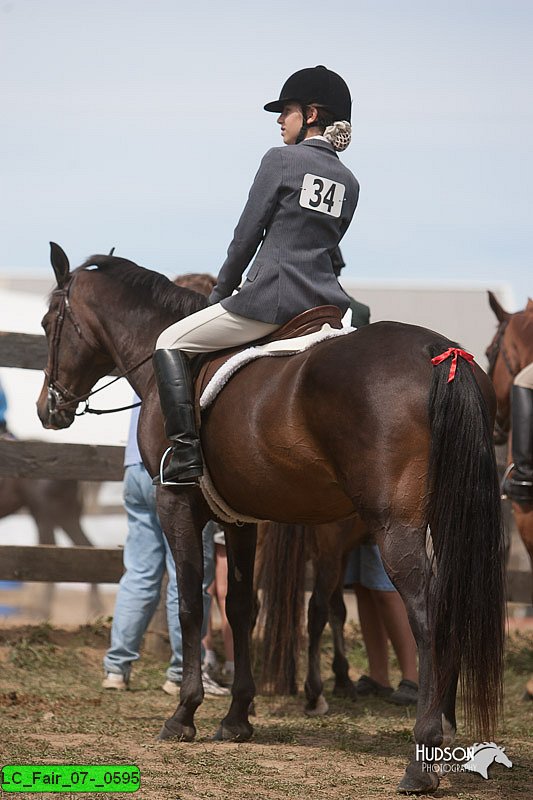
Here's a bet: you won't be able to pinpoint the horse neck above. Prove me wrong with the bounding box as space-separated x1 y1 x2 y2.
509 313 533 373
85 283 178 400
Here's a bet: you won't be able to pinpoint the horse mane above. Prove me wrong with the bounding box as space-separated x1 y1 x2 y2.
511 305 533 345
75 255 208 317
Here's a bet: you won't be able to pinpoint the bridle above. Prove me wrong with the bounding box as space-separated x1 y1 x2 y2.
486 319 519 381
45 274 151 417
485 318 521 440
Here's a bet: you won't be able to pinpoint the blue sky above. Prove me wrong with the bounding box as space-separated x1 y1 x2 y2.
1 0 531 308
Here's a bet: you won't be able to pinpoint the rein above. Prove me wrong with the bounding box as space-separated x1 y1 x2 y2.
45 276 151 417
486 319 519 381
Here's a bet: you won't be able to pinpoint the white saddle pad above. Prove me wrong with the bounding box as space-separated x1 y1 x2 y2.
199 323 354 411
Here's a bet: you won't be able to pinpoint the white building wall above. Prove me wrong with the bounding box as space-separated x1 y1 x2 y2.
341 281 515 367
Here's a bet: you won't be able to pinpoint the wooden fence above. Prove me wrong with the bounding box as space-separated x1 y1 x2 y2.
0 330 124 585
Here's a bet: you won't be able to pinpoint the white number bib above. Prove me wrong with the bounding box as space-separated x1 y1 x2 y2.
299 173 345 218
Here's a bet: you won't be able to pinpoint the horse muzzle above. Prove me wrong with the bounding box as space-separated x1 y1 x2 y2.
37 387 76 430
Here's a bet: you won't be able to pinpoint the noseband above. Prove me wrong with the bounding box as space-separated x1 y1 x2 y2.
45 279 86 416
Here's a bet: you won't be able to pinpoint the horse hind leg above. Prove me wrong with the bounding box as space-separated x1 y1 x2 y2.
372 522 443 794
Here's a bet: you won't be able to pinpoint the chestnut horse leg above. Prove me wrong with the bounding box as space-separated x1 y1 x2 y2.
306 519 360 712
329 576 357 699
33 517 56 619
214 523 257 741
156 486 210 741
60 516 104 617
304 557 336 716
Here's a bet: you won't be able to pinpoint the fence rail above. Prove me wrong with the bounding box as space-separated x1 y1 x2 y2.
0 439 124 482
0 545 124 583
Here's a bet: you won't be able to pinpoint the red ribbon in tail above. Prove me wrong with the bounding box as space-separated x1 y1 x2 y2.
431 347 475 382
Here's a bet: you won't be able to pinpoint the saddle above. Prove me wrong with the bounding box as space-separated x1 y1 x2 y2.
194 305 343 405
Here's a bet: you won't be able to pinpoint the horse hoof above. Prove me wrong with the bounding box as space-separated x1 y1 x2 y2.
212 722 254 742
157 720 196 742
333 682 358 700
397 764 439 794
304 694 329 716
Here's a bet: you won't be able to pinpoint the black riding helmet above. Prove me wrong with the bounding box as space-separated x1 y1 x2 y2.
264 65 351 123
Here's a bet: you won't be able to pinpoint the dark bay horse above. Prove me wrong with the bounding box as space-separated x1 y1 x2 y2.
37 244 504 794
487 293 533 592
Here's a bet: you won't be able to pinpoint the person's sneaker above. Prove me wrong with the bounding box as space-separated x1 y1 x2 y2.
388 679 418 706
102 672 128 690
202 660 220 681
162 672 230 697
354 674 393 698
161 679 179 696
201 670 230 696
221 664 235 687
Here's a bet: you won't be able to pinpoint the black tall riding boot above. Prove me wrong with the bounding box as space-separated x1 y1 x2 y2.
152 349 203 486
502 385 533 502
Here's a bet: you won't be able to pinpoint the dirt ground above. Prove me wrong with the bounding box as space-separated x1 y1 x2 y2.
1 622 532 800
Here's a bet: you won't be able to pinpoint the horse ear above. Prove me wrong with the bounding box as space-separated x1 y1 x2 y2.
488 291 511 323
49 242 70 288
108 247 115 256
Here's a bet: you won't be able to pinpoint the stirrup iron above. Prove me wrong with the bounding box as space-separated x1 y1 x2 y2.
156 446 198 487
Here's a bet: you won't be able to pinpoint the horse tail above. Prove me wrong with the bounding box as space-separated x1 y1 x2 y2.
256 522 307 695
427 351 505 738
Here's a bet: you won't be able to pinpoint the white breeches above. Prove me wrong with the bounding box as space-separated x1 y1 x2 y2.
156 303 279 355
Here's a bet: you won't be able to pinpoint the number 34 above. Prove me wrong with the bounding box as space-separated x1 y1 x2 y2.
299 173 345 218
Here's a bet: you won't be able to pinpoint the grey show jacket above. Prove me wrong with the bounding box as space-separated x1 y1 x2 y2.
209 138 360 325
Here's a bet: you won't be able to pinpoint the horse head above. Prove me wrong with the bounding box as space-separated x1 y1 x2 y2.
486 292 516 443
493 745 513 769
463 742 513 779
37 243 116 430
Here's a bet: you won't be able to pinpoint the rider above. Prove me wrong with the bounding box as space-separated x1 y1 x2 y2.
153 65 360 485
502 363 533 502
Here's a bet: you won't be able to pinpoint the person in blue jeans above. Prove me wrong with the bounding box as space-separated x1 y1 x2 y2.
102 399 228 696
0 378 8 434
